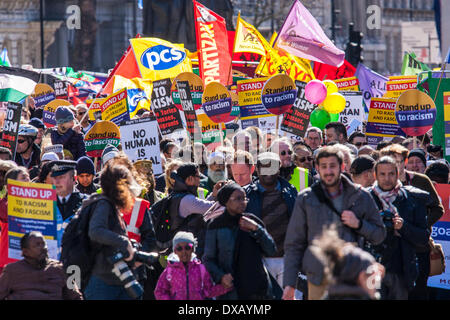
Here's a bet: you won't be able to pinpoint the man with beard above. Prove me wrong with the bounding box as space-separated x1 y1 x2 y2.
283 146 386 300
270 138 309 192
200 152 228 193
366 157 429 299
244 152 298 295
0 231 83 300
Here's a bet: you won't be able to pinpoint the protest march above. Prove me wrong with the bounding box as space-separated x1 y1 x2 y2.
0 0 450 304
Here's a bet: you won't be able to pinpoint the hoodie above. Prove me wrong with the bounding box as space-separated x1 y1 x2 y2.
154 253 231 300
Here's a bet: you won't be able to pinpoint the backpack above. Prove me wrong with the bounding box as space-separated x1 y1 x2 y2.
60 196 106 290
149 193 187 251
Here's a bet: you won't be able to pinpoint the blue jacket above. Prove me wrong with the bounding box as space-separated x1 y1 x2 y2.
244 177 298 220
50 128 86 160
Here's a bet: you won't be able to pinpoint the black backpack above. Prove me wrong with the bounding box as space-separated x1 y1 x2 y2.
149 192 187 251
60 196 105 290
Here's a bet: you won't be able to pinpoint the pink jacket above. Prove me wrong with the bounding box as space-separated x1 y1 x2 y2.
154 254 231 300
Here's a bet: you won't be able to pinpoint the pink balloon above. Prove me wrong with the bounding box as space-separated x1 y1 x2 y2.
305 80 327 105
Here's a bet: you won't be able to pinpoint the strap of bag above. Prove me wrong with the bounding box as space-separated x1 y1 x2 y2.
311 183 342 218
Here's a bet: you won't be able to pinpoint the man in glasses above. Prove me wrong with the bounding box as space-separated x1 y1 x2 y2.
244 152 298 293
270 138 309 192
349 132 367 150
305 127 323 151
15 124 41 169
75 104 93 135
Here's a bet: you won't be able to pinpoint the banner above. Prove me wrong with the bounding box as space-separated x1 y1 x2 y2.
171 72 204 111
402 52 431 76
110 75 152 119
100 88 130 126
428 184 450 290
339 91 365 133
84 121 121 158
120 118 162 175
395 89 436 136
280 81 317 138
384 79 417 98
234 14 266 57
193 0 232 86
54 80 69 100
151 78 184 136
130 37 192 82
443 92 450 156
0 102 22 158
334 77 360 92
31 83 56 108
7 179 59 260
366 97 405 147
177 80 200 140
43 99 71 128
313 59 356 81
275 0 345 67
355 63 388 110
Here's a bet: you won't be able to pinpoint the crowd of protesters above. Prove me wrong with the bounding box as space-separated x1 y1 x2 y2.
0 101 448 301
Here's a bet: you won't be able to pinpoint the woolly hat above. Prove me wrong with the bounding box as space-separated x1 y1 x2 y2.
76 156 95 175
336 245 376 285
41 152 59 163
408 148 427 167
101 144 119 165
55 106 74 125
216 182 244 206
172 231 197 250
29 117 45 130
350 155 375 175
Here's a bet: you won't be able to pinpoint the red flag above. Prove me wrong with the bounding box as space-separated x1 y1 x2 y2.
193 0 232 86
313 59 356 80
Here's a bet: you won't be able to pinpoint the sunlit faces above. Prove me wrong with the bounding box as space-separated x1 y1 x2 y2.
375 163 398 192
316 156 342 188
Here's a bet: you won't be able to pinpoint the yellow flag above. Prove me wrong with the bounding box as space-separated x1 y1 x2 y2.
234 14 267 57
111 75 153 119
130 37 192 81
256 33 315 83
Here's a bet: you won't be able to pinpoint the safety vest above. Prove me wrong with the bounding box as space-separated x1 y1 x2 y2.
289 167 309 192
197 187 209 200
122 198 150 242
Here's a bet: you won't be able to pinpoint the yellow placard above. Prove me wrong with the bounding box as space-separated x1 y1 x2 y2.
100 88 128 123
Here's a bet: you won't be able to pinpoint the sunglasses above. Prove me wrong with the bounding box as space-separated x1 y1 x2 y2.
175 244 193 252
297 156 313 162
18 139 26 144
78 112 86 116
280 150 293 156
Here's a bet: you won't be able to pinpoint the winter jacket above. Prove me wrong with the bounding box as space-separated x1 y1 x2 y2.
202 211 277 300
368 185 430 290
154 253 230 300
50 127 86 160
14 143 41 169
283 174 386 288
244 177 298 220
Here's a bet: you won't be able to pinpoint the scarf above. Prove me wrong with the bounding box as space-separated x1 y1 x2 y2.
372 180 405 215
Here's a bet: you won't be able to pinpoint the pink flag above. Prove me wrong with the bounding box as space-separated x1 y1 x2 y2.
275 0 345 67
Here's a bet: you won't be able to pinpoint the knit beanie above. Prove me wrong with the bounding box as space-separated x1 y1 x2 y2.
217 182 244 206
76 156 95 175
408 148 427 167
55 106 75 125
335 245 376 285
101 144 119 165
172 231 197 250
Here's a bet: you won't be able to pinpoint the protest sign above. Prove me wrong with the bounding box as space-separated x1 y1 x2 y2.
0 102 22 158
229 89 240 118
151 78 184 136
202 82 233 124
43 99 71 128
54 80 69 100
100 88 130 126
177 80 200 140
395 89 436 136
237 77 274 130
444 92 450 156
84 121 121 158
261 74 297 116
0 102 7 130
366 97 405 146
196 113 225 144
120 118 162 174
280 81 317 138
339 91 365 132
428 184 450 290
31 83 55 108
171 72 203 111
86 98 105 121
384 78 417 98
7 179 59 260
334 77 360 92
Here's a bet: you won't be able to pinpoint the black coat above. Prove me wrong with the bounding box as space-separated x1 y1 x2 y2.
57 191 86 221
369 186 430 290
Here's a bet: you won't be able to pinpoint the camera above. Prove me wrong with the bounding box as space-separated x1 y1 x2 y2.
380 210 395 231
107 251 144 299
107 241 159 299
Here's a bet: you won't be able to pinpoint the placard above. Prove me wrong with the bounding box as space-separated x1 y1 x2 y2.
261 74 297 116
339 91 365 133
171 72 203 111
84 121 121 158
202 82 233 124
43 99 71 128
0 102 22 158
177 80 200 141
31 83 56 108
100 88 130 126
120 118 162 175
